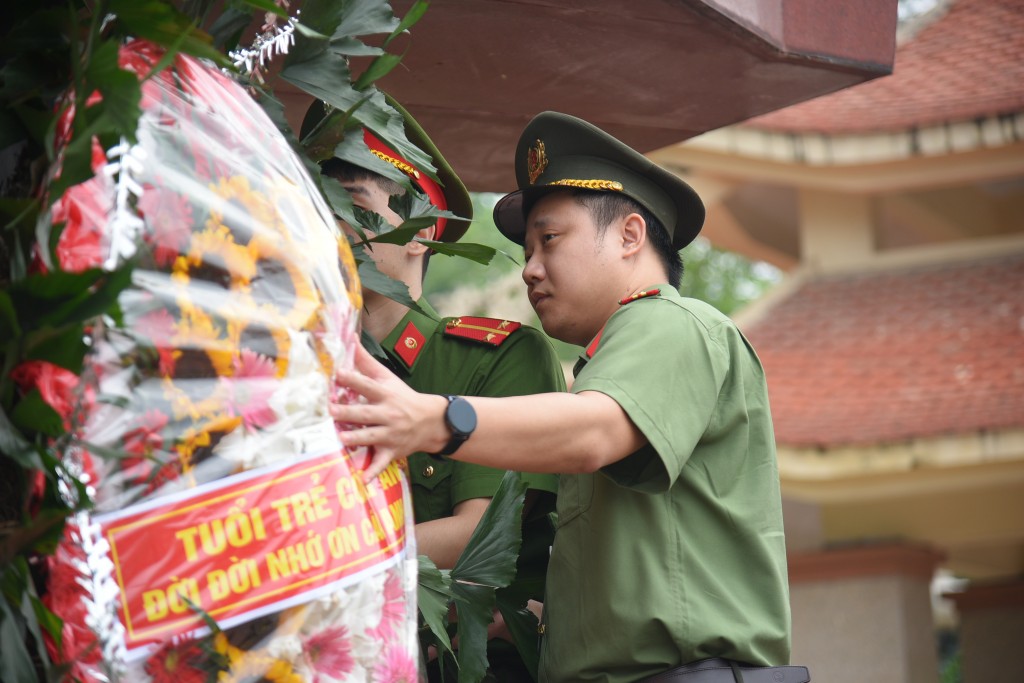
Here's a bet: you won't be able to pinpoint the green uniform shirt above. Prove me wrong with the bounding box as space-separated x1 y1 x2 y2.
379 298 564 553
539 286 791 683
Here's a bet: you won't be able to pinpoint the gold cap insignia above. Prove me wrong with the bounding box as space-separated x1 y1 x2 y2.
527 139 548 185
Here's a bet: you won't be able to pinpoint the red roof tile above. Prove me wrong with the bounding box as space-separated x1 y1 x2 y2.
746 0 1024 134
743 254 1024 447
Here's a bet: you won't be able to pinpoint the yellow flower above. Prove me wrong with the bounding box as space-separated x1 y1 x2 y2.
206 176 283 245
213 632 304 683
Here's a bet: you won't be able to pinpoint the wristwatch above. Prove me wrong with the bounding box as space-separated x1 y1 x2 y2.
436 395 476 457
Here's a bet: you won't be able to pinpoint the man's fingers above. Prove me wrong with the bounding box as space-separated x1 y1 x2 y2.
362 445 399 481
354 344 394 380
329 402 379 426
335 366 385 402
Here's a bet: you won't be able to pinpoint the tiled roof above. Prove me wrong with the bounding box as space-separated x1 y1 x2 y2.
743 254 1024 448
746 0 1024 134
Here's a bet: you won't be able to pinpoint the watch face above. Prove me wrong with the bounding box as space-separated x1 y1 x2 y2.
447 396 477 436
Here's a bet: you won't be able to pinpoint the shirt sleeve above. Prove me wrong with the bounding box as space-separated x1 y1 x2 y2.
449 326 565 505
571 298 729 493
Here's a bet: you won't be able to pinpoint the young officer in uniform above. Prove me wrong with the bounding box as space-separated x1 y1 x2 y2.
303 100 565 679
330 112 806 683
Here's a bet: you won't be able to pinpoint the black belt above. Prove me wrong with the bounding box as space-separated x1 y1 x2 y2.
639 658 810 683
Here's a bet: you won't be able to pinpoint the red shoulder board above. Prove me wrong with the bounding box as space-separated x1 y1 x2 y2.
444 316 522 346
618 288 661 305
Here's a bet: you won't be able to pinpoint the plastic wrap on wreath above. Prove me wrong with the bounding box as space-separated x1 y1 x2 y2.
37 40 419 683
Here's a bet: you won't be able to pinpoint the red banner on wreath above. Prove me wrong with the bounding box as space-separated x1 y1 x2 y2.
96 448 408 656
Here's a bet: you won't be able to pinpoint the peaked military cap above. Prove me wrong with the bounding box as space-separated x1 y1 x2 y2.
493 112 705 250
301 95 473 242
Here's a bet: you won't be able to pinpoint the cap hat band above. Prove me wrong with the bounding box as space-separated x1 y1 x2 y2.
363 129 450 239
548 179 624 191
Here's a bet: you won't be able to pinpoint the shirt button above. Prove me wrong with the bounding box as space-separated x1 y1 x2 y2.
423 465 435 478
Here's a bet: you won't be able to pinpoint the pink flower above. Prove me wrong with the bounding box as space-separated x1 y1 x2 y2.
138 186 194 267
369 571 407 642
220 349 278 430
301 625 354 680
136 309 179 376
372 645 418 683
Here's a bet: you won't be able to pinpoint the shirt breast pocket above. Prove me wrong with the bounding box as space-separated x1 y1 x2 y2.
409 454 454 521
555 472 594 528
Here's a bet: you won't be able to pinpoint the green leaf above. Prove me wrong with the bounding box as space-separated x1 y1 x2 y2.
495 591 541 680
207 7 254 51
420 240 497 266
0 575 35 683
452 582 496 683
0 292 22 347
332 0 401 42
234 0 288 18
384 0 430 47
12 264 133 330
281 51 364 115
0 408 37 469
319 173 357 218
327 37 385 57
353 52 403 90
356 259 419 311
417 555 454 655
366 221 428 246
10 390 64 438
452 471 526 586
352 91 436 180
83 42 143 142
25 323 87 373
108 0 227 66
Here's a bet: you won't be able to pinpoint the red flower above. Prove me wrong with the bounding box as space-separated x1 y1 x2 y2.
145 637 209 683
123 409 169 455
10 360 81 426
138 186 194 268
121 410 181 493
42 531 102 677
50 176 110 273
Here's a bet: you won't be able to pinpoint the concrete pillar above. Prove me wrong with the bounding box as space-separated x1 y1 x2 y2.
798 189 875 272
788 542 943 683
946 578 1024 683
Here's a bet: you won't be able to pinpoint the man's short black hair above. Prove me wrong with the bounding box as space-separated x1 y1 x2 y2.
570 190 684 288
321 159 404 197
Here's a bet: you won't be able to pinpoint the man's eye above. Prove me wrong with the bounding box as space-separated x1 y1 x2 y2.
542 233 556 242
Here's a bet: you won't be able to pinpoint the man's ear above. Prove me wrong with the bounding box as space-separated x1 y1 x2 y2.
620 213 647 257
406 224 437 256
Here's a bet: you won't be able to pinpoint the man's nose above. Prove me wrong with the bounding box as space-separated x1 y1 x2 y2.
522 253 543 284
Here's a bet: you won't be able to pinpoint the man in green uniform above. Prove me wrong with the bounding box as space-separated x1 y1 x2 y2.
303 99 565 679
330 112 805 683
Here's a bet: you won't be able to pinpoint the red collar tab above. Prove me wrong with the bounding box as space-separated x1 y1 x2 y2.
362 129 450 239
585 327 605 358
393 320 426 368
618 288 661 306
444 316 521 346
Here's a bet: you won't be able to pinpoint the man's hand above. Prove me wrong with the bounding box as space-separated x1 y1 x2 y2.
331 344 449 479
